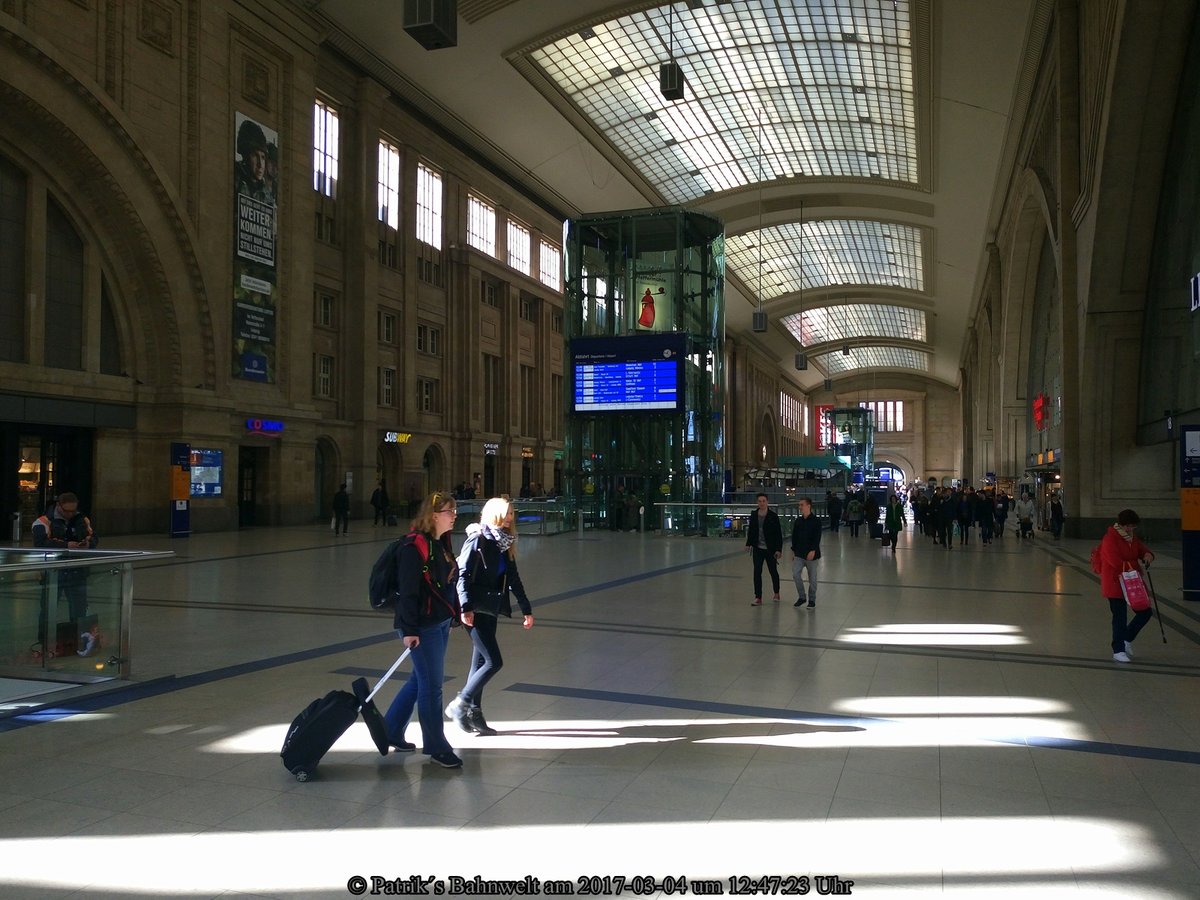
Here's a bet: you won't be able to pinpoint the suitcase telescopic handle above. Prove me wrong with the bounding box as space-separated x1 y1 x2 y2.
363 647 411 705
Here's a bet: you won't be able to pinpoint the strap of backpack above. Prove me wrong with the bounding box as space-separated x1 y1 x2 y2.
410 533 460 622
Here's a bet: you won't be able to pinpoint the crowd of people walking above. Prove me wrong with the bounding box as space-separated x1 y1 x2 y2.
372 478 1152 767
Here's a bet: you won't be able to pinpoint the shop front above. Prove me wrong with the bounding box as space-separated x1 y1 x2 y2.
0 394 133 544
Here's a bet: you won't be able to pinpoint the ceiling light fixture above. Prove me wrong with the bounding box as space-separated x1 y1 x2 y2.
402 0 457 50
796 199 806 350
752 106 767 332
659 5 686 101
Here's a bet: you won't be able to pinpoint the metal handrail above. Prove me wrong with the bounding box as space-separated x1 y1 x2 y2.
0 549 175 574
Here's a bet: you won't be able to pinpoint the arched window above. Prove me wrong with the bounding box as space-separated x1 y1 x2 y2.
44 198 85 371
0 156 26 363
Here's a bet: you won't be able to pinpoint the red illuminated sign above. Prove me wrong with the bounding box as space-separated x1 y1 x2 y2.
1032 392 1047 432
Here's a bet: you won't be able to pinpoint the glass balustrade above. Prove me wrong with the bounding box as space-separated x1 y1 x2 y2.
0 549 173 683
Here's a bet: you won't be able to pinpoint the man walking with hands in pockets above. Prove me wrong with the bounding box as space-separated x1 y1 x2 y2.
791 497 822 609
745 493 783 606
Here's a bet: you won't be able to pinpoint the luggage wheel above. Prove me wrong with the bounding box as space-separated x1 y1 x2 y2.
293 768 311 783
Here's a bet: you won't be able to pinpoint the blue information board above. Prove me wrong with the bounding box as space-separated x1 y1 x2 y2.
190 448 224 497
575 358 679 411
571 333 686 414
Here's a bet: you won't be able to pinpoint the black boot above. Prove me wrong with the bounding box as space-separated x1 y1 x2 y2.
467 706 498 736
445 696 475 734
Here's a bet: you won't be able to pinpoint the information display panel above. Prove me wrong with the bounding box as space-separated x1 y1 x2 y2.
190 448 224 497
571 333 687 414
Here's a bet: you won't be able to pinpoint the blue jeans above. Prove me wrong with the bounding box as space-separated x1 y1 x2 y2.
384 619 453 755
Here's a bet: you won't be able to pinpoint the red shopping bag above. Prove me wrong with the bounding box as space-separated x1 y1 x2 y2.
1120 564 1151 612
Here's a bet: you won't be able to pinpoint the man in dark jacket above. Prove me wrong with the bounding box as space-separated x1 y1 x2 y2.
938 488 958 549
370 480 390 525
332 483 350 535
745 493 782 605
32 491 98 652
790 497 822 608
826 491 843 533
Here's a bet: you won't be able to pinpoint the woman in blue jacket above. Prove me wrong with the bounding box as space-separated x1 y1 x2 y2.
446 497 534 736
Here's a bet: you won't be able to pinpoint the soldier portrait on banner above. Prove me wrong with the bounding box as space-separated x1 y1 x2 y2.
232 113 279 382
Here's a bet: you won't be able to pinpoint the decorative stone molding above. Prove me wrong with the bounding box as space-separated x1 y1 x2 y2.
1075 0 1117 218
138 0 176 58
241 54 271 109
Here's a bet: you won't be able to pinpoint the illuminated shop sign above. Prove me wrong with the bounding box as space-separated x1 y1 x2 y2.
1032 392 1048 432
1191 273 1200 312
384 432 412 444
245 418 284 436
521 446 534 459
483 442 499 456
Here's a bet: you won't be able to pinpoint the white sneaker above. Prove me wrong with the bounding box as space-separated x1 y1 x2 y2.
1124 641 1133 658
1112 651 1131 663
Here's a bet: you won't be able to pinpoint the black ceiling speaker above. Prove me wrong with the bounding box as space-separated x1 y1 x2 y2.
795 353 807 371
824 379 833 392
404 0 457 50
660 61 686 101
752 310 768 332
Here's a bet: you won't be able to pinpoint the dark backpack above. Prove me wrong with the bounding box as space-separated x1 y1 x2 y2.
368 532 430 610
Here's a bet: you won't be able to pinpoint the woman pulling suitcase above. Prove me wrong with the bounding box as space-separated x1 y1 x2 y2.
446 497 535 736
382 491 464 768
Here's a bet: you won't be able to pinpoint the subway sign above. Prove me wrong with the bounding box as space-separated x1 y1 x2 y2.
384 432 412 444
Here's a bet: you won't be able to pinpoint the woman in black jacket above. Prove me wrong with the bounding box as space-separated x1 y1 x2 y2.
446 497 534 736
382 491 463 768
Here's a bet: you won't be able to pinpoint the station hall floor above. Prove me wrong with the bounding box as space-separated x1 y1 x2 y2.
1 519 1198 899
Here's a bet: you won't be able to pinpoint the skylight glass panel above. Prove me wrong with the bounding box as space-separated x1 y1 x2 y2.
528 0 915 204
815 346 929 374
726 220 923 298
780 304 927 345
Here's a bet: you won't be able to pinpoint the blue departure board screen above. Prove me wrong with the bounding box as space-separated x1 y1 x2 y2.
571 333 687 414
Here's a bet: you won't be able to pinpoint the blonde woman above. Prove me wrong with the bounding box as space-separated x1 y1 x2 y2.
446 497 534 735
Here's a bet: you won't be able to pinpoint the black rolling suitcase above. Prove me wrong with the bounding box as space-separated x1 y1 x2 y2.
280 647 411 782
353 647 411 755
280 690 360 782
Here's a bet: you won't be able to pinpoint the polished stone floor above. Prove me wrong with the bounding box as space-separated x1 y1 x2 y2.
1 518 1197 898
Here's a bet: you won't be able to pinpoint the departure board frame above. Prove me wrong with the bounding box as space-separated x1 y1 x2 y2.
570 332 687 414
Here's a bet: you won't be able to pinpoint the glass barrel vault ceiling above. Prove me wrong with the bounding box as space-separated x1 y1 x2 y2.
781 303 927 345
725 220 923 298
816 346 929 374
528 0 916 204
528 0 925 375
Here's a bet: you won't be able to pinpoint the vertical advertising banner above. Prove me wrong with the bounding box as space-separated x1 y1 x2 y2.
233 113 279 382
815 404 835 450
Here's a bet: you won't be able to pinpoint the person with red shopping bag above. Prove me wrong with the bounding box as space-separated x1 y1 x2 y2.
1099 509 1156 663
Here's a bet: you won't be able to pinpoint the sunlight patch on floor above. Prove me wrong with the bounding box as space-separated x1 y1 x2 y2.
0 817 1163 895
